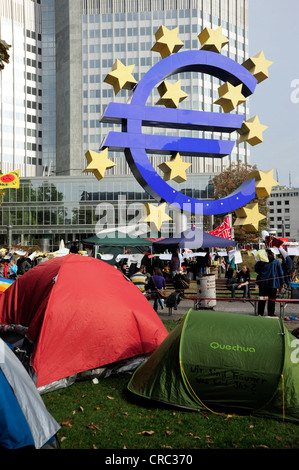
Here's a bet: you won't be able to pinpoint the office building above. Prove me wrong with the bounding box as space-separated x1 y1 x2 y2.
268 187 299 241
0 0 250 249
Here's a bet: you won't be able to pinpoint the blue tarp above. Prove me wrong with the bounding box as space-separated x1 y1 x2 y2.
0 368 35 449
0 339 60 449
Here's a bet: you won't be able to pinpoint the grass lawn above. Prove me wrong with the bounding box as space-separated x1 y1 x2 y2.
42 319 299 451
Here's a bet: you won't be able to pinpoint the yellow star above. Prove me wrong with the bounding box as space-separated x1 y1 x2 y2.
198 26 229 53
158 153 191 183
238 115 268 146
214 82 247 113
246 169 279 198
142 203 172 232
234 202 266 232
104 59 137 95
242 51 273 84
151 26 184 58
84 149 115 181
156 80 188 108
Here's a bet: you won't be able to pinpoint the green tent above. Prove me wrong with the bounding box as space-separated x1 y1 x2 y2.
128 309 299 422
82 233 152 264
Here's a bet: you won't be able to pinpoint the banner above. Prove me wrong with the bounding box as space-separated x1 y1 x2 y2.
0 170 19 189
209 215 231 239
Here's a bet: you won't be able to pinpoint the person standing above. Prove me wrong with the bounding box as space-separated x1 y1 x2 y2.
225 254 235 280
255 249 284 316
70 241 79 253
169 250 180 278
130 265 148 294
278 248 295 289
148 267 166 312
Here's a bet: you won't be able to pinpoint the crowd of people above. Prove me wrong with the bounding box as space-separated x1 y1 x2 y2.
0 250 51 280
114 249 194 312
255 248 295 316
113 245 299 315
226 247 296 316
1 243 297 318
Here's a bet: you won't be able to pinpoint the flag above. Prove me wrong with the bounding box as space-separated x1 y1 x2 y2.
209 215 232 239
0 170 20 189
265 235 284 248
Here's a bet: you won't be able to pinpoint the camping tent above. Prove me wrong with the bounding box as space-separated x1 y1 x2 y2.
152 227 236 251
128 309 299 423
83 232 153 264
0 339 60 449
0 254 168 392
0 277 14 294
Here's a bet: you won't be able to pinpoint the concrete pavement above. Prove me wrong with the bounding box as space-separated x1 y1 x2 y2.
149 296 299 333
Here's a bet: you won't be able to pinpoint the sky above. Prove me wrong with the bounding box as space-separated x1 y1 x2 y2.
248 0 299 187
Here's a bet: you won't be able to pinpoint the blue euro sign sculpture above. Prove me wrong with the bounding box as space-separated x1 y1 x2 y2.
101 50 258 215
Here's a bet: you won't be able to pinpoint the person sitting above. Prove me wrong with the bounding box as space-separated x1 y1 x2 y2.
173 267 190 292
17 253 32 275
229 265 251 299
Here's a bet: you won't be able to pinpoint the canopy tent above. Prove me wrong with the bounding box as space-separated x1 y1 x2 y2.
0 254 168 392
153 227 236 251
128 309 299 423
0 339 59 449
83 232 153 264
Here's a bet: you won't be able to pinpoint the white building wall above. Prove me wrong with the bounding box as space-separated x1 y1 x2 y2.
269 187 299 241
81 0 250 179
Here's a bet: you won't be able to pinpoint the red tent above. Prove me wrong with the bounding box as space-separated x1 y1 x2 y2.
0 254 168 388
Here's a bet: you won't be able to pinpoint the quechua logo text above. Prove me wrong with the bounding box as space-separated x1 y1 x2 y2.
210 342 256 353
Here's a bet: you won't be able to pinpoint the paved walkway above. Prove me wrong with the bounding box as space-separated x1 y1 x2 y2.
149 297 299 332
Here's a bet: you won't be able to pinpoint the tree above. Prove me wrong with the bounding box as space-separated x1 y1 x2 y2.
0 40 11 70
212 161 269 243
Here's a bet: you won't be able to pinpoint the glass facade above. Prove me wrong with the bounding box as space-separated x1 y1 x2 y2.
0 174 213 249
